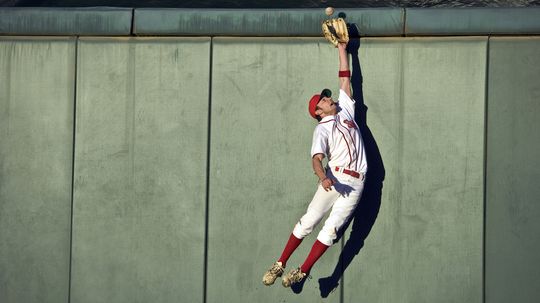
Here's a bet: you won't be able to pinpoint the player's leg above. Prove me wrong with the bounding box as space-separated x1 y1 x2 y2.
291 184 341 243
263 184 339 286
303 181 365 273
279 185 342 287
283 179 365 287
316 193 361 247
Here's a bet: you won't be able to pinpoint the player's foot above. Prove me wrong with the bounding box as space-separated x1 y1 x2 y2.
262 261 284 286
282 267 307 288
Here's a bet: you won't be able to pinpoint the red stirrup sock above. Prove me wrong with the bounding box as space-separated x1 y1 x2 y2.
300 240 330 274
277 233 303 267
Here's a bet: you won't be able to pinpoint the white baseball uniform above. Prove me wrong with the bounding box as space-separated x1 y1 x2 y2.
292 89 367 246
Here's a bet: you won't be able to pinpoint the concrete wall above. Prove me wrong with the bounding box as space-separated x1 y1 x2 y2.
71 37 210 303
0 37 75 303
343 37 486 303
486 37 540 303
1 35 539 303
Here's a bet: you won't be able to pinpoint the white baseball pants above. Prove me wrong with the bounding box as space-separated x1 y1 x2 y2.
292 169 365 246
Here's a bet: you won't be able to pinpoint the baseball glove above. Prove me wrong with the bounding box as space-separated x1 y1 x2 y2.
322 18 349 47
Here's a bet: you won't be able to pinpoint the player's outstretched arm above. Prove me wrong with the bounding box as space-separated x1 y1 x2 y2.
338 42 352 98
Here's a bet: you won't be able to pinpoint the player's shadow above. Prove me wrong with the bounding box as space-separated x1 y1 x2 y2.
318 23 385 298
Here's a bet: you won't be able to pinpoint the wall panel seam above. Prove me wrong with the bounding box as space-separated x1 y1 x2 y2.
203 37 214 303
402 8 407 37
67 36 79 303
482 36 490 303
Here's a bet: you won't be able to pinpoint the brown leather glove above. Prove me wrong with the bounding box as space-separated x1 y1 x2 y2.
322 18 349 47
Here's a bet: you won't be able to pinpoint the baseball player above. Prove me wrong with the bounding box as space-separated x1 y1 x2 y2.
262 41 367 288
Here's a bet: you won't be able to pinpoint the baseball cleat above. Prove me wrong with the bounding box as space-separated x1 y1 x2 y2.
262 261 284 286
282 267 307 288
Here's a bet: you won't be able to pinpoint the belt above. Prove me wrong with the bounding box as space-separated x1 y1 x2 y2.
334 167 364 179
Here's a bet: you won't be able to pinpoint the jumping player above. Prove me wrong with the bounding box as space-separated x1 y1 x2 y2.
262 41 367 287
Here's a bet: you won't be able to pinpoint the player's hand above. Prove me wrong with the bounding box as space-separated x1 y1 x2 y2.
321 177 335 191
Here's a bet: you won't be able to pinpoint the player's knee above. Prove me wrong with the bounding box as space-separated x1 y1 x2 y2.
317 227 338 246
292 228 308 239
293 219 315 238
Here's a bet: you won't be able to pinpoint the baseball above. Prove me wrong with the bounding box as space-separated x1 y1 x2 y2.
325 7 334 16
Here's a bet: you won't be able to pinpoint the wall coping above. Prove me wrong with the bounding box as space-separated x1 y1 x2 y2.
1 7 539 36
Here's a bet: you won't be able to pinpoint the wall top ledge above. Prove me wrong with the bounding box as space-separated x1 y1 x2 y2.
1 7 540 36
0 7 133 36
133 8 403 36
406 7 540 35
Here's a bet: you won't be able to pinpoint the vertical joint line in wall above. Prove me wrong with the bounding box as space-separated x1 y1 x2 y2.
130 8 135 36
402 8 407 37
68 35 79 303
482 36 490 303
203 37 214 303
395 41 406 224
340 238 344 303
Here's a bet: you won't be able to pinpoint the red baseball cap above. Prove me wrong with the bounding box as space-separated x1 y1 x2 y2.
308 88 332 120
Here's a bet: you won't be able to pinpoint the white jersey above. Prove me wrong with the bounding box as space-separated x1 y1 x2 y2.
310 89 367 174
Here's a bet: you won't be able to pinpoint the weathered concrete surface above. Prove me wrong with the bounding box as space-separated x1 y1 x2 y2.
0 8 132 35
208 37 342 303
134 8 403 36
71 37 210 303
486 37 540 303
406 8 540 35
342 37 486 303
1 33 539 303
0 37 75 303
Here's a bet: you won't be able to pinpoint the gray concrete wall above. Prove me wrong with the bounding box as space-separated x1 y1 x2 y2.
71 37 210 303
209 37 342 303
486 37 540 303
0 35 539 303
0 37 75 303
343 37 485 303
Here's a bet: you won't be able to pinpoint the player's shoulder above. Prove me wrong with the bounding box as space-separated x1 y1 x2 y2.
337 89 355 118
338 89 355 104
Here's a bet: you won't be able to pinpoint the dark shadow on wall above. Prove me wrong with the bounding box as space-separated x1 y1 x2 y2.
317 22 386 298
